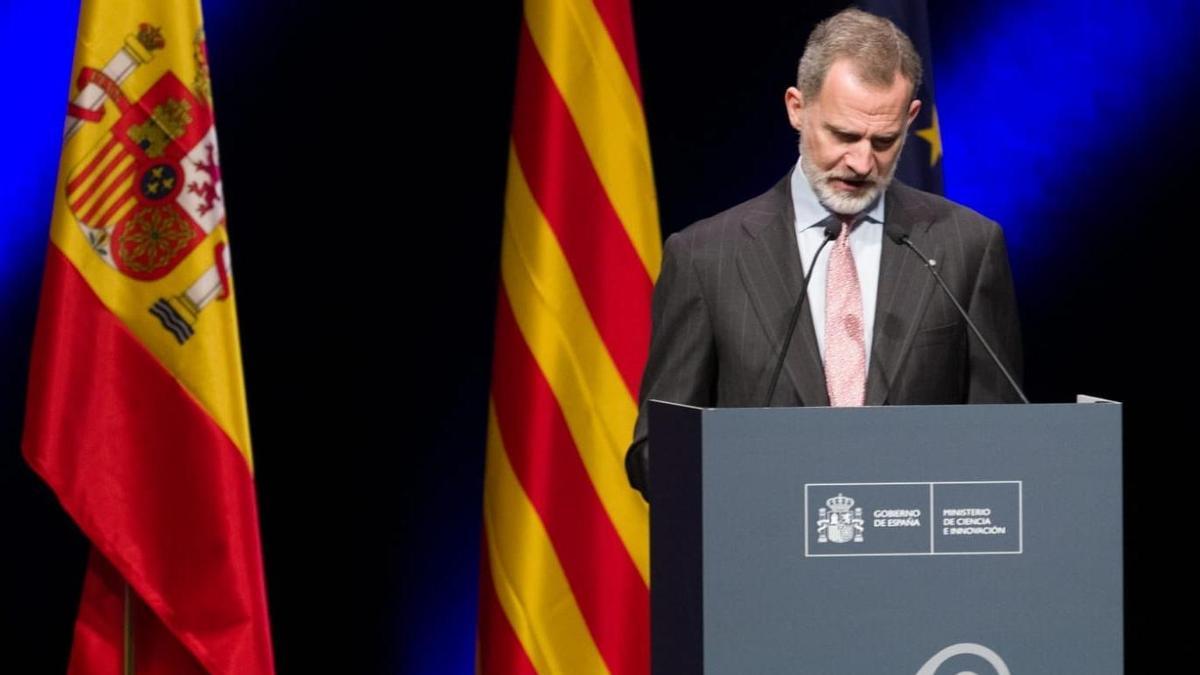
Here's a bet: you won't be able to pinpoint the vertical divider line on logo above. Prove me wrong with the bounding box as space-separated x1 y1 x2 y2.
928 483 935 554
803 484 810 557
1018 481 1024 555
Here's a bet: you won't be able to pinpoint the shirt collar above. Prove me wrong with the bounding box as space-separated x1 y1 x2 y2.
790 156 886 231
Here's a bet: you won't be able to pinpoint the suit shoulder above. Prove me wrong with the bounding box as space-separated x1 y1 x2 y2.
891 182 1005 248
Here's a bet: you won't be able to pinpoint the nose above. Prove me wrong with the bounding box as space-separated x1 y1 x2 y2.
843 141 874 177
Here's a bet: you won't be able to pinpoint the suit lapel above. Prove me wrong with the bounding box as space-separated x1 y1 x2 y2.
735 175 829 407
865 183 939 405
737 178 945 407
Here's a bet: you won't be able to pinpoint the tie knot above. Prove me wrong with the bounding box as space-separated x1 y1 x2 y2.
843 212 869 231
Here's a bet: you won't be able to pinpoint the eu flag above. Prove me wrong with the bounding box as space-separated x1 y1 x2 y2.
860 0 944 194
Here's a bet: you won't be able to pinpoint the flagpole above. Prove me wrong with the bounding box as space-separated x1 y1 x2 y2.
123 582 135 675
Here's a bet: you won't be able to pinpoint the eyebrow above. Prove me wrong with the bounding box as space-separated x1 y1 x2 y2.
824 123 901 142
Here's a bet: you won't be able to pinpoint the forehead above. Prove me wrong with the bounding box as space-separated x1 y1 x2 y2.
813 59 911 131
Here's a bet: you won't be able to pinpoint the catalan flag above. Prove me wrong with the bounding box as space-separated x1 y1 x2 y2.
477 0 661 673
22 1 273 672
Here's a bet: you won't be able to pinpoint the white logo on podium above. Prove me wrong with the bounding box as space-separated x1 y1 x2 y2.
816 493 864 543
916 642 1011 675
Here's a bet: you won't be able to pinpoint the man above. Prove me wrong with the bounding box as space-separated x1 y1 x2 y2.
625 9 1023 499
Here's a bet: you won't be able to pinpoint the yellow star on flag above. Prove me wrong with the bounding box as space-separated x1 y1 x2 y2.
915 105 943 166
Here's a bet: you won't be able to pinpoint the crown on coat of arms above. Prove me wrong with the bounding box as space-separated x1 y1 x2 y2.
136 23 166 52
826 493 856 512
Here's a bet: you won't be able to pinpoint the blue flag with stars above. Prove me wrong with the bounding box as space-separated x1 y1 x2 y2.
859 0 943 194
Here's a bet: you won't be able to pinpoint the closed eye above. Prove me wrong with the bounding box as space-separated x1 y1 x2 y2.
871 136 900 150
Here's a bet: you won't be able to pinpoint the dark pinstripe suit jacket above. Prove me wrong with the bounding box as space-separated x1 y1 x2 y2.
625 173 1023 497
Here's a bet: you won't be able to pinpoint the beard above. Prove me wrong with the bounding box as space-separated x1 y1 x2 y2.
799 141 903 216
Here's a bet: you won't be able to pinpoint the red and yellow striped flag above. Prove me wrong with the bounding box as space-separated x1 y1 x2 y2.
22 1 273 672
478 0 661 673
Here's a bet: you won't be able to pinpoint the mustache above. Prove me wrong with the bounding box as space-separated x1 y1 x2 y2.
823 173 877 186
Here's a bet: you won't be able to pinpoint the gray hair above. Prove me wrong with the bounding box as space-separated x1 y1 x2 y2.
796 8 923 102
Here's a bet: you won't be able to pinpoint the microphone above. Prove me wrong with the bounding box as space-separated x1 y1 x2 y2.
763 217 842 406
883 224 1029 404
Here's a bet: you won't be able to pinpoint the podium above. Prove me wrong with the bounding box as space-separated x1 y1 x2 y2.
649 400 1122 674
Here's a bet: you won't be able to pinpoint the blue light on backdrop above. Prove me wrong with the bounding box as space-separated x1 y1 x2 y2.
934 0 1200 275
0 2 78 296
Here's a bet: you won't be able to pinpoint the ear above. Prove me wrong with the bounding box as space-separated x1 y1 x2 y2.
785 87 806 132
907 98 922 126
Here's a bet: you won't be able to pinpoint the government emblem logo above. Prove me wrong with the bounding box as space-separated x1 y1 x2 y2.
816 493 864 543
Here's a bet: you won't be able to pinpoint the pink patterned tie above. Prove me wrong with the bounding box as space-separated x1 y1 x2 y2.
825 221 866 406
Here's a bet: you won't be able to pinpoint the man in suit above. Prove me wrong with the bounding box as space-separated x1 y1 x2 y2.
625 9 1023 499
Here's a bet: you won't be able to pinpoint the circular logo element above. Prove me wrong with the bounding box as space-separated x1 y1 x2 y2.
915 643 1010 675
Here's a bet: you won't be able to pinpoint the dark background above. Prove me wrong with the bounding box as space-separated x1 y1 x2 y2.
3 1 1197 672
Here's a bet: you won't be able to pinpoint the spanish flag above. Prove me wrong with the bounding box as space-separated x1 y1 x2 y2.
22 1 274 672
478 0 661 673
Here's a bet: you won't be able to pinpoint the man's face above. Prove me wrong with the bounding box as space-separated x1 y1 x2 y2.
785 59 921 216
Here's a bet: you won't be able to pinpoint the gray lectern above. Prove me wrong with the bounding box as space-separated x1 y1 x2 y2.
649 400 1122 675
